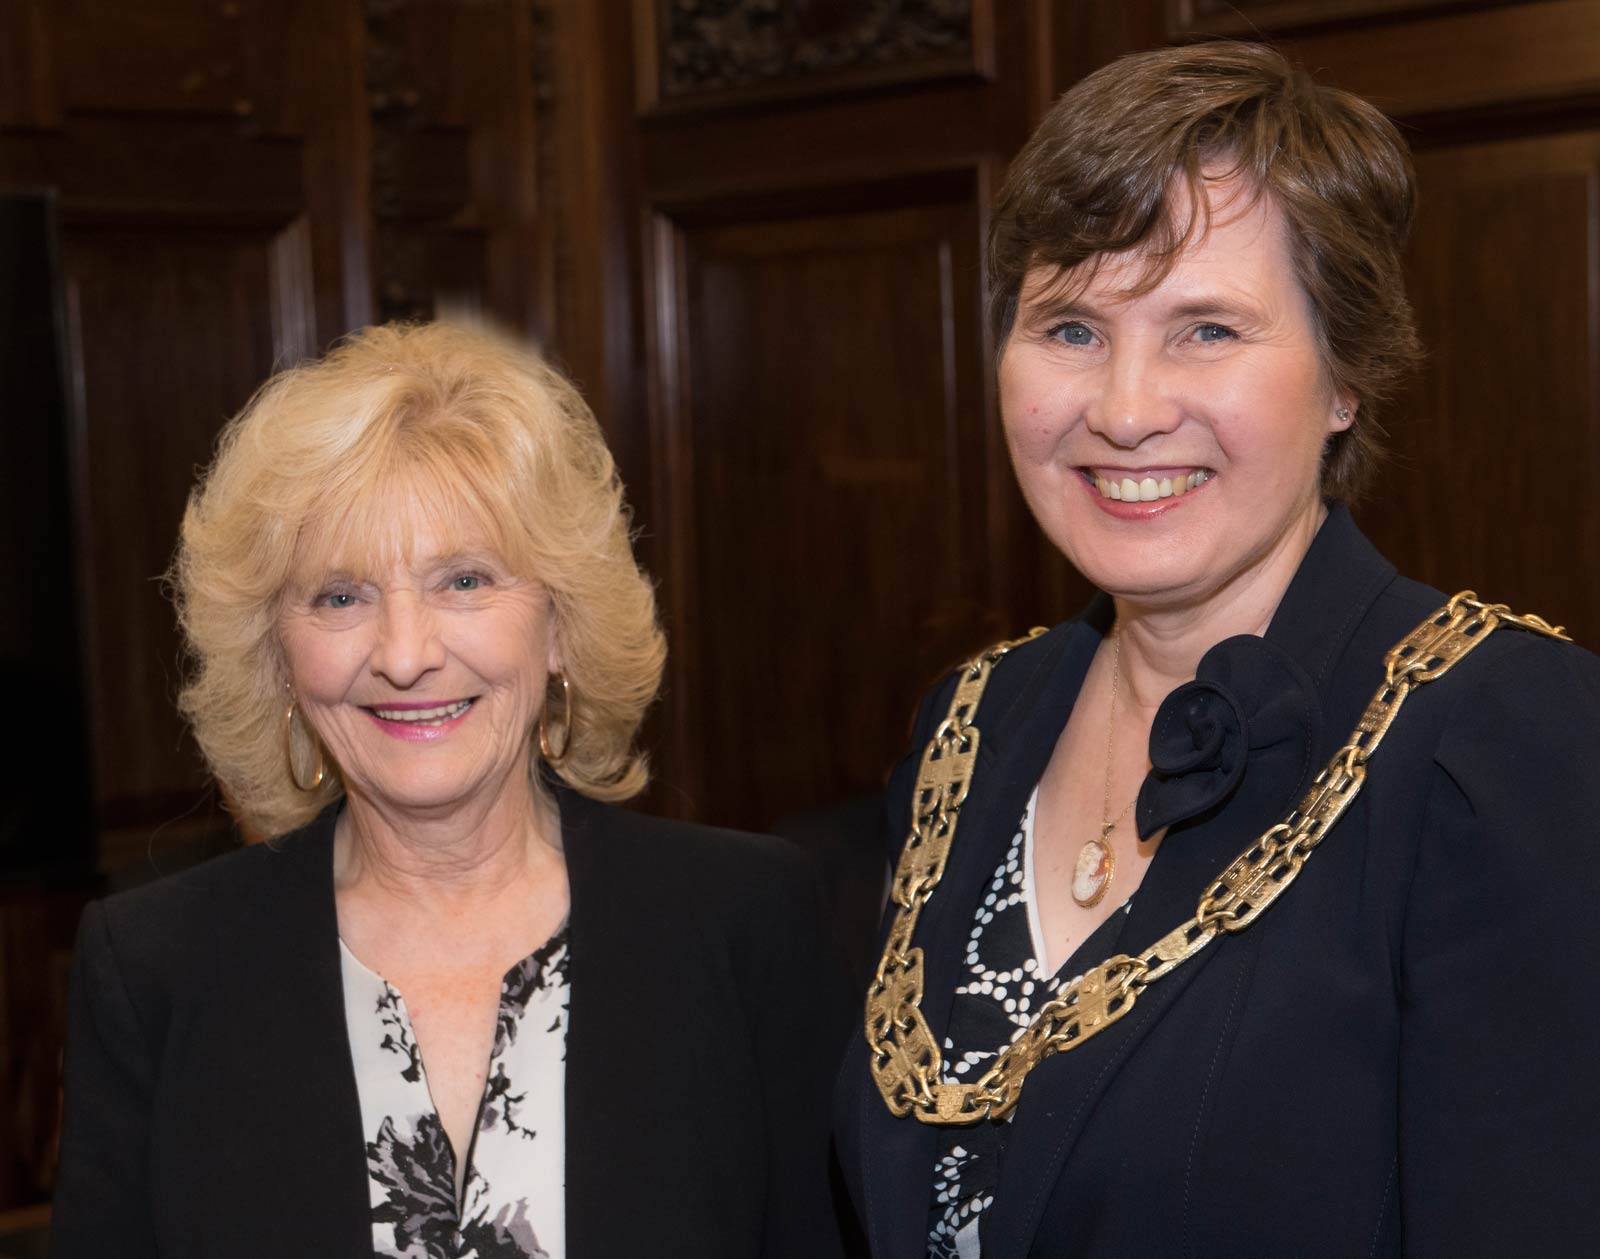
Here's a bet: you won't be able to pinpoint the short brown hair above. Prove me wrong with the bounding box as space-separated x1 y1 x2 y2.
990 40 1420 501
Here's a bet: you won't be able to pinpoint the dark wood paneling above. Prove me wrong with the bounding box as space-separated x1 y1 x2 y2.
64 225 303 820
0 0 370 882
1276 0 1600 119
0 0 61 129
646 187 1009 824
1167 0 1532 38
0 115 306 224
52 0 270 118
366 0 545 332
0 881 96 1207
1358 132 1600 637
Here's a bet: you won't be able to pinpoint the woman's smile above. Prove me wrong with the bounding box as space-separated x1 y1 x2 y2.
1079 466 1215 518
362 696 479 741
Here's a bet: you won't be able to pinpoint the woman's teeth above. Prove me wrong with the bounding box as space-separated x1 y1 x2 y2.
371 700 473 724
1093 470 1211 501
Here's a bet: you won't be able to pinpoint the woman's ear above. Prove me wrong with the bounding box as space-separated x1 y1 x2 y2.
546 621 563 677
1330 398 1358 433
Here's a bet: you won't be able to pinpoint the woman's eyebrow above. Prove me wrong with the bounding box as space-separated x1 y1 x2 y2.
417 549 508 576
1018 294 1103 324
1163 295 1266 322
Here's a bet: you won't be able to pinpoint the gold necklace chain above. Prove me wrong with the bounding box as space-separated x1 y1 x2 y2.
1069 627 1137 909
1100 628 1136 838
864 592 1568 1126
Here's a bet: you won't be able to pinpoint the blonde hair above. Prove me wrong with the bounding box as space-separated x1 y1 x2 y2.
172 321 665 837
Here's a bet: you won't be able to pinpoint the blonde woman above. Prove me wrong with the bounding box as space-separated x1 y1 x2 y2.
51 323 849 1259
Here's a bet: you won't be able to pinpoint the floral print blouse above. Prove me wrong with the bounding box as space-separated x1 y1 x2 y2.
340 924 571 1259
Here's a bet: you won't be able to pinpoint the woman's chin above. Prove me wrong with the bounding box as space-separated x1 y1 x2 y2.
1056 533 1219 606
348 770 523 822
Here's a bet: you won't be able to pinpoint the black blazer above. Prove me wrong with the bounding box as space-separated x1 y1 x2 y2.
50 789 853 1258
836 506 1600 1257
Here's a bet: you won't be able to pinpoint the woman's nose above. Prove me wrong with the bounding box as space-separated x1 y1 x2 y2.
369 593 446 687
1085 344 1181 448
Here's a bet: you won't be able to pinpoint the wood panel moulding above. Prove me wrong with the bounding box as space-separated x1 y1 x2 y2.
0 115 306 226
1167 0 1536 39
642 177 1014 826
64 224 302 836
0 0 61 129
634 0 995 115
1357 130 1600 639
1273 0 1600 122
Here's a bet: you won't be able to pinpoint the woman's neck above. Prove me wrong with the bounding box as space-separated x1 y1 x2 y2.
1111 503 1324 707
332 772 562 912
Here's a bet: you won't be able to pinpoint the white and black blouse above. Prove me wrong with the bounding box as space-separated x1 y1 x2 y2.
340 924 571 1259
928 791 1132 1259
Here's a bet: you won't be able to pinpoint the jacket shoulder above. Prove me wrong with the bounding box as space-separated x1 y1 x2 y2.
562 795 818 933
90 822 328 986
910 620 1085 741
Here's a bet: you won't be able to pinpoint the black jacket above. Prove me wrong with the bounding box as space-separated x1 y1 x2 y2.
835 506 1600 1257
51 789 852 1258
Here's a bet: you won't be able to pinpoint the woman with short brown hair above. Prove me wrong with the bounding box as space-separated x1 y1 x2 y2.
837 40 1600 1257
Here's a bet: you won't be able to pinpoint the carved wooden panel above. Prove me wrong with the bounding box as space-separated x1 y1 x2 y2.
365 0 545 331
635 0 995 113
644 182 1019 827
1356 131 1600 638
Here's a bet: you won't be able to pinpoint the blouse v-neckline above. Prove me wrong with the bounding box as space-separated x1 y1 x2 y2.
339 924 571 1258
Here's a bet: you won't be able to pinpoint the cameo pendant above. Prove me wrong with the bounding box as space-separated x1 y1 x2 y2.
1071 829 1116 908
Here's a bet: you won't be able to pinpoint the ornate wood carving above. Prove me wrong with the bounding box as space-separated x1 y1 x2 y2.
365 0 437 323
363 0 546 328
640 0 989 111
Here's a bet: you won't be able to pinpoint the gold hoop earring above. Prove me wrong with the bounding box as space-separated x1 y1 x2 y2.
538 672 572 765
283 691 326 792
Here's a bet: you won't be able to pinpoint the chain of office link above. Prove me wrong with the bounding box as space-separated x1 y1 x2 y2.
864 593 1568 1126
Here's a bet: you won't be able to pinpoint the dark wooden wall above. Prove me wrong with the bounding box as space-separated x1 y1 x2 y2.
2 0 1599 1218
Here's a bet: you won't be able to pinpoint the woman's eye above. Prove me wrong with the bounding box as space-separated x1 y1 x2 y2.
318 591 358 610
1193 323 1236 343
450 573 486 592
1048 322 1095 347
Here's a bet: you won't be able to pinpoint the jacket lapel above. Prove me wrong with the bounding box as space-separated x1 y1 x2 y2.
561 792 737 1259
982 505 1400 1254
211 811 374 1256
858 617 1106 1259
561 792 637 1259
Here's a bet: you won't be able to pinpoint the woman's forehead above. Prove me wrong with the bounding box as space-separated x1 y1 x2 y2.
289 474 516 582
1020 176 1285 312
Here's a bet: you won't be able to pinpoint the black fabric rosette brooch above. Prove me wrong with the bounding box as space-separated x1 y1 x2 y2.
1135 634 1322 840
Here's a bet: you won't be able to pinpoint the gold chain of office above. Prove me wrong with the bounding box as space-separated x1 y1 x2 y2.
865 592 1569 1126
